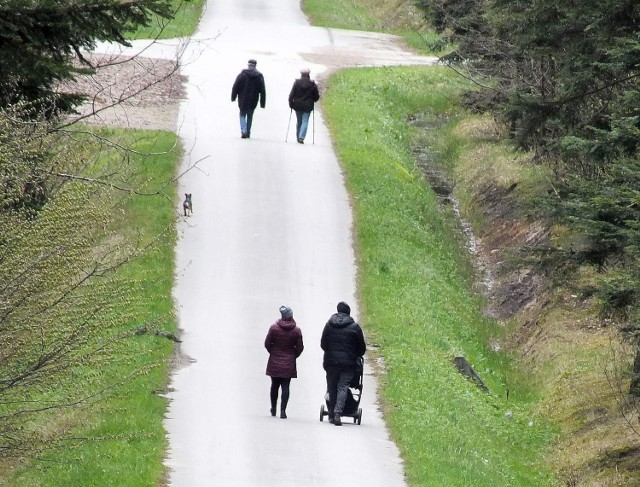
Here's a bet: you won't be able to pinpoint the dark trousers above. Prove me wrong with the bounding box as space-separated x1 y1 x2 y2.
325 366 355 416
270 377 291 411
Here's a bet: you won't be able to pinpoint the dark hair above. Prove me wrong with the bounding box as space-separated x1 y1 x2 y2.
337 301 351 315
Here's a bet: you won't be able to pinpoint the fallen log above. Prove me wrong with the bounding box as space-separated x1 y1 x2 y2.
453 355 490 394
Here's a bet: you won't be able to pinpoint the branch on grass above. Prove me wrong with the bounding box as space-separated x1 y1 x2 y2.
134 325 181 342
58 127 180 157
47 154 209 198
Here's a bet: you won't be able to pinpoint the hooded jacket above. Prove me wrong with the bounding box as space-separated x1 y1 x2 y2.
231 67 266 111
320 312 366 369
264 318 303 378
288 77 320 113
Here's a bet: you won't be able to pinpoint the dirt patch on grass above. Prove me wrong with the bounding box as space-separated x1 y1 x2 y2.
472 182 550 319
412 116 549 321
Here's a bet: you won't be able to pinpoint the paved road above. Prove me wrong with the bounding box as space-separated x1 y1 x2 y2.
100 1 435 485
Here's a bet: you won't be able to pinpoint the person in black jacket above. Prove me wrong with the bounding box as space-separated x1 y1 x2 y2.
320 301 366 426
288 68 320 144
231 59 266 139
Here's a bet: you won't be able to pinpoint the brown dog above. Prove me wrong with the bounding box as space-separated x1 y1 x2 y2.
183 193 193 216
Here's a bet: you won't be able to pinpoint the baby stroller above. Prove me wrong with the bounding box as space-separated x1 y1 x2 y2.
319 357 363 425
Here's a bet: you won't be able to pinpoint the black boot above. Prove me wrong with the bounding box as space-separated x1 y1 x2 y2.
270 407 276 417
280 409 287 419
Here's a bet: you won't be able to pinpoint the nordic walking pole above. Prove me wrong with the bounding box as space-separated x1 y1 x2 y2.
285 109 292 142
312 109 315 145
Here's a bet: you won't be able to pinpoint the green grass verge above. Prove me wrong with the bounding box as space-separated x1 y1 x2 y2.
304 0 384 31
3 129 180 487
323 65 557 486
303 0 440 54
132 0 206 39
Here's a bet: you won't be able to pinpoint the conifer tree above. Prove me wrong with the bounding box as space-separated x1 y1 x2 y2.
0 0 177 113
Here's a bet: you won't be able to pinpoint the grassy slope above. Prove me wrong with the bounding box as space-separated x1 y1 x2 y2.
323 66 556 486
1 0 207 480
434 95 640 487
303 0 440 52
1 2 203 484
4 130 180 487
132 0 206 39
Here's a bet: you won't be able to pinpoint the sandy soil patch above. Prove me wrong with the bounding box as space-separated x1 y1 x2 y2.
62 54 186 132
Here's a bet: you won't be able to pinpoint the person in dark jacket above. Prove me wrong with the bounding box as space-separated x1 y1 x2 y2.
288 67 320 144
265 305 304 419
320 301 366 426
231 59 266 139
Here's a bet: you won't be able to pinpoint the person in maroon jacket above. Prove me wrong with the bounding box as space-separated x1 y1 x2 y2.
264 305 304 419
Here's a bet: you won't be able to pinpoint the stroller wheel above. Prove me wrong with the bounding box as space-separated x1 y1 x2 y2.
356 408 362 425
320 404 326 422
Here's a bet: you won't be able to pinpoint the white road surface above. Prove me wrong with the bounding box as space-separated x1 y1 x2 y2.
99 1 436 485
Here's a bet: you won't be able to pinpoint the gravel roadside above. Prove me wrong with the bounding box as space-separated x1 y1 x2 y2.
63 54 186 132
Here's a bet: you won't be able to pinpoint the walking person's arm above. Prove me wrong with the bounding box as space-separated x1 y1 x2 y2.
288 81 296 109
265 327 274 352
320 324 329 351
231 74 241 102
356 325 366 357
295 329 304 357
259 76 266 108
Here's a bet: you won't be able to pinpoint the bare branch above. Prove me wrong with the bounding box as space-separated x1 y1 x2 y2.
48 153 209 196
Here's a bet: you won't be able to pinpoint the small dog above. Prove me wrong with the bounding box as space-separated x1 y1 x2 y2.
183 193 193 216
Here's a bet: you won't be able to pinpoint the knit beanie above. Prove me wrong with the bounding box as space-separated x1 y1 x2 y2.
279 305 293 320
